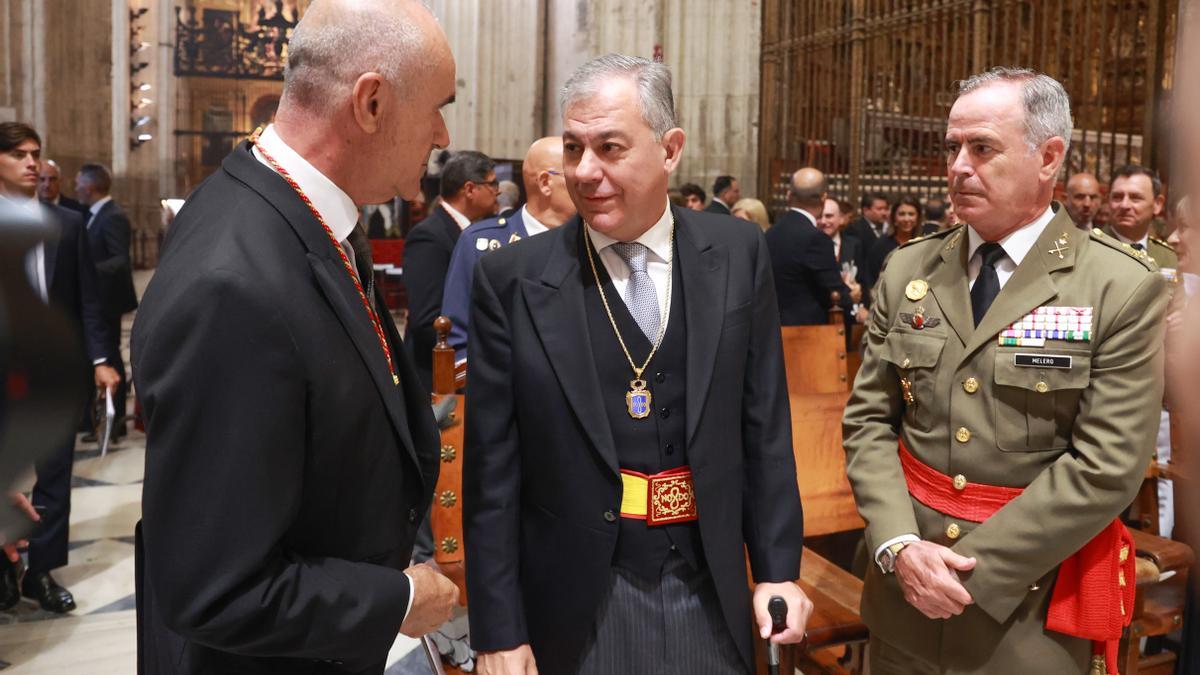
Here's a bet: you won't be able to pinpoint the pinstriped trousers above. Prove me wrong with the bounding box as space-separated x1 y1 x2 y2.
574 553 749 674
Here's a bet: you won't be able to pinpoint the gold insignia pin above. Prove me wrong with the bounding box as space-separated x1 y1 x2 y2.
905 279 929 301
488 239 501 251
1048 240 1069 259
899 377 916 406
508 233 521 244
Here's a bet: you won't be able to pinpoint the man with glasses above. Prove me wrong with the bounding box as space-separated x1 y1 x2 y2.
404 150 497 390
441 137 575 362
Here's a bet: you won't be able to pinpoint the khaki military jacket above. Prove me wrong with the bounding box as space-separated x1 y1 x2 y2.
844 206 1167 672
1102 224 1179 272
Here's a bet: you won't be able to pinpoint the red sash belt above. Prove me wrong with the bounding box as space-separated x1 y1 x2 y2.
899 440 1135 675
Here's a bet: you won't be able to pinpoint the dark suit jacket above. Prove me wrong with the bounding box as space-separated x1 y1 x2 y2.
765 209 852 325
132 143 440 675
463 207 804 673
47 195 89 219
865 235 902 291
45 204 109 362
402 205 462 390
704 199 731 215
836 233 867 287
86 199 138 318
845 215 884 246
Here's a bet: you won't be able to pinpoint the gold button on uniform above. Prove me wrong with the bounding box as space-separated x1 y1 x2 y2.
946 523 961 540
1035 381 1049 394
953 474 967 491
955 427 971 443
963 377 979 394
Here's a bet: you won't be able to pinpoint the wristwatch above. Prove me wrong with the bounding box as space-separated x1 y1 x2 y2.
880 541 911 574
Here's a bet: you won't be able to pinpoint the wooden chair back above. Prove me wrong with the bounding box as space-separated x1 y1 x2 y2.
780 325 849 396
430 317 468 605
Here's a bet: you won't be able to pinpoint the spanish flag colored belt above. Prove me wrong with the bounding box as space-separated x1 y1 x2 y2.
899 440 1135 675
619 467 699 526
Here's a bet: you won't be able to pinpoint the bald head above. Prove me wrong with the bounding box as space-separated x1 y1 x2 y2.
788 167 828 210
282 0 449 113
1065 172 1101 227
522 136 573 228
271 0 455 205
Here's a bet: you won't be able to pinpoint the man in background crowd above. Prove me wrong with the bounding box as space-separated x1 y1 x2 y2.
37 160 87 217
75 163 137 441
404 150 497 390
846 191 890 244
705 174 739 214
0 122 117 614
679 182 706 211
1064 172 1101 230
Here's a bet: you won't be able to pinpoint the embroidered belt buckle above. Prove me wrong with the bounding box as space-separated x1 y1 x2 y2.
620 467 699 526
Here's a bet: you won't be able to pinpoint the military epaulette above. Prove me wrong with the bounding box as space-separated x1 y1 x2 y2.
1088 228 1158 271
898 224 962 248
1150 236 1175 251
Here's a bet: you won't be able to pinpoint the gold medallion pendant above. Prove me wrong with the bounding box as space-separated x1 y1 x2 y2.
626 379 653 419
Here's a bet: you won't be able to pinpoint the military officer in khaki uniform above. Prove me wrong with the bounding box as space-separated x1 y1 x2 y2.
844 67 1166 674
1103 164 1179 274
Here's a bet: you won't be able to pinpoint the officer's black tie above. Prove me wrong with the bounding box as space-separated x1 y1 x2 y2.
971 242 1006 326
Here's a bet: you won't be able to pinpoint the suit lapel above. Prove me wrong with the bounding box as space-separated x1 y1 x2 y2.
927 227 972 346
959 210 1077 361
524 218 619 475
675 208 727 448
223 143 420 469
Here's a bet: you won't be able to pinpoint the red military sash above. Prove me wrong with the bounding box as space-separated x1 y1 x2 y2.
898 440 1135 675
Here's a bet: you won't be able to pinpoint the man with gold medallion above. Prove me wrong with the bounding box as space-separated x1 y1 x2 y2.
464 54 811 675
844 67 1166 674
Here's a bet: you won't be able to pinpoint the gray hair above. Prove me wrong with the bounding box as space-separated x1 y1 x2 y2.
559 54 678 139
496 180 520 209
957 67 1073 156
283 2 426 113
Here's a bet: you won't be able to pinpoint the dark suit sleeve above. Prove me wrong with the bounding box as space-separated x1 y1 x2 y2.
137 269 410 662
73 217 111 362
742 232 804 582
403 225 452 356
93 209 133 277
463 260 529 651
805 231 852 312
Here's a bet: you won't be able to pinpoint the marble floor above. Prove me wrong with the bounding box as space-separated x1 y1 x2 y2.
0 271 431 673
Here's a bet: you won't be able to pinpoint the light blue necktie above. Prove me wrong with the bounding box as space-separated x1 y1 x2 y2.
610 242 660 341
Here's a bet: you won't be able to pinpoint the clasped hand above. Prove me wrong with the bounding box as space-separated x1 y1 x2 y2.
894 540 976 619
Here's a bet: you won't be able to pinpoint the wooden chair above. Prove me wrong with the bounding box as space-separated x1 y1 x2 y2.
1119 413 1195 674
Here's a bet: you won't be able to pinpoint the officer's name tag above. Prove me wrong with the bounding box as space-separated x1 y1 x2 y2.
1014 353 1072 369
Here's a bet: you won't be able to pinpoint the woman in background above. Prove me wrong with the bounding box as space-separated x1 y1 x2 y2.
864 195 921 291
732 197 771 231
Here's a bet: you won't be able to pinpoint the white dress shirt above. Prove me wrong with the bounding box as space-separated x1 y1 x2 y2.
251 124 414 619
966 205 1056 291
521 205 548 236
440 201 472 231
876 204 1055 571
251 125 367 281
87 195 113 228
1 194 48 302
586 201 674 330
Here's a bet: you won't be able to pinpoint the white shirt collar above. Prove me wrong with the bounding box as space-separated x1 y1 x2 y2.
440 201 472 231
966 205 1055 267
586 200 674 263
0 192 43 215
788 206 818 227
1111 227 1150 250
252 124 359 244
520 205 548 236
89 195 113 217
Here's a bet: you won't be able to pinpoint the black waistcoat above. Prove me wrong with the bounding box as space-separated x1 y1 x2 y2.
581 234 704 580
